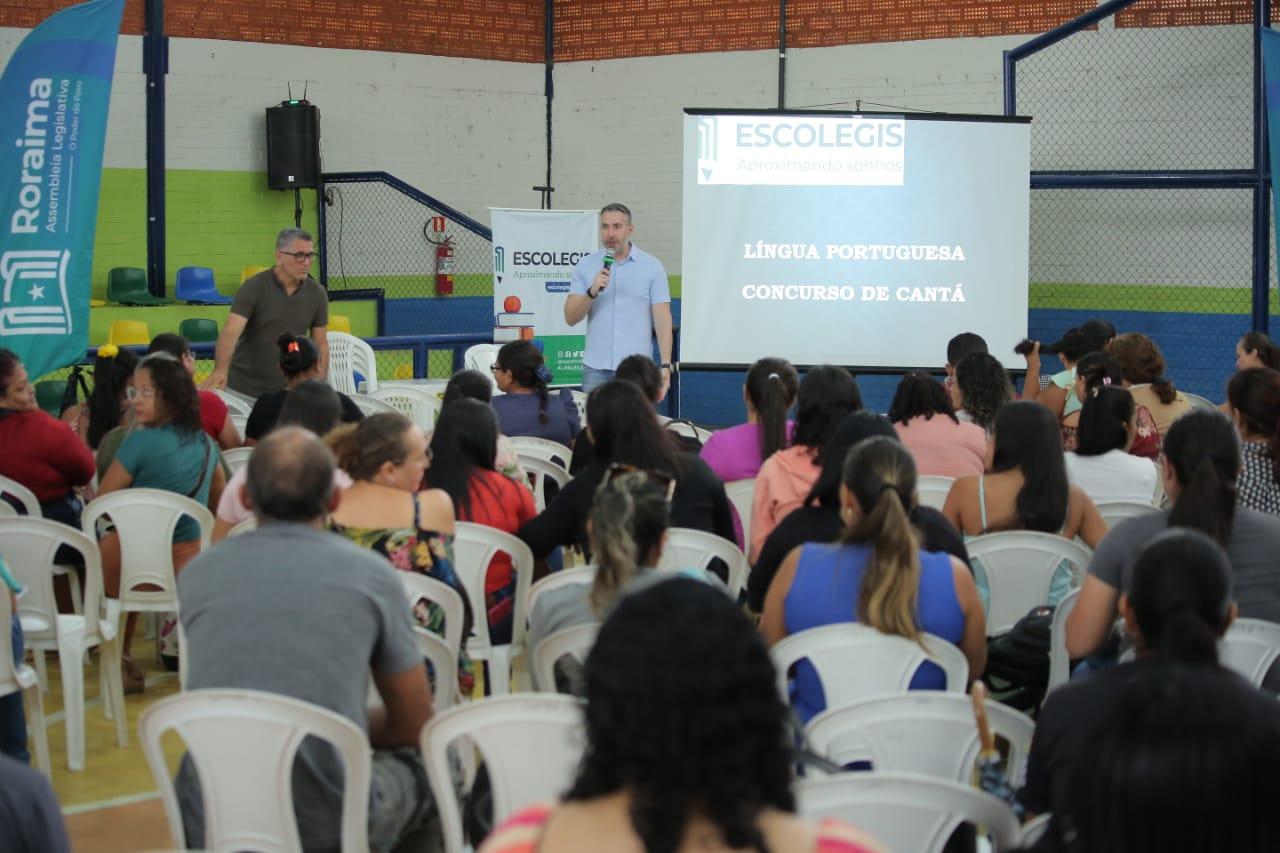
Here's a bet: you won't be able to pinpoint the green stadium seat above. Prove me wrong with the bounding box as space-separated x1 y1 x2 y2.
35 380 67 416
179 318 220 343
107 267 171 306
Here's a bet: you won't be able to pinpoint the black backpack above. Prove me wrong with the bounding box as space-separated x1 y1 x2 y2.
983 605 1054 711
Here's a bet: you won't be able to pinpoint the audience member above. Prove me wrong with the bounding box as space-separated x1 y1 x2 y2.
442 369 529 485
1041 666 1280 852
0 753 71 853
426 399 535 643
1063 351 1160 459
0 349 95 529
701 357 799 483
1064 386 1160 505
1227 367 1280 514
762 436 985 723
1236 330 1280 371
944 331 988 385
243 334 362 443
1021 528 1236 819
96 353 224 692
1066 410 1280 659
1017 324 1111 419
519 381 734 562
212 380 350 541
482 579 887 853
748 412 970 612
147 334 241 449
177 428 438 851
203 227 329 396
569 354 679 474
750 365 861 561
77 344 138 453
943 402 1105 606
950 351 1011 433
1110 332 1192 435
490 340 581 446
890 371 987 477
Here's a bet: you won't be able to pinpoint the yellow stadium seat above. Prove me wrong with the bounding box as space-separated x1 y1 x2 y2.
393 363 413 379
106 320 151 347
241 265 269 283
328 314 352 334
90 299 105 308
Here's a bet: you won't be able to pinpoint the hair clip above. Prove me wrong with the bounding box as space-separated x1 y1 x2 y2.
98 344 119 359
287 341 300 353
767 372 781 381
1102 376 1111 386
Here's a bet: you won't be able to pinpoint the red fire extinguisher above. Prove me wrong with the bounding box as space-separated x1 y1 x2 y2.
425 216 454 296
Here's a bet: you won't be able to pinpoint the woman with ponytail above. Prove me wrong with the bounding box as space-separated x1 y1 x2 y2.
1065 386 1161 504
761 436 986 723
491 340 581 446
243 333 362 443
82 345 138 451
1236 330 1280 371
1022 528 1238 819
1063 351 1161 458
1067 410 1280 659
1228 367 1280 514
1110 332 1192 435
1016 320 1114 420
701 357 799 482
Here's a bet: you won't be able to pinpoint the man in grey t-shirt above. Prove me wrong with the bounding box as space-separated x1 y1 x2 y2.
203 228 329 397
176 428 435 851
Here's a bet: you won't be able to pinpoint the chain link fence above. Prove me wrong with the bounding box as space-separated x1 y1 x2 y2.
1011 1 1269 399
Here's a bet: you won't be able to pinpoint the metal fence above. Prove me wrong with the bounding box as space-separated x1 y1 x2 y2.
1005 0 1270 398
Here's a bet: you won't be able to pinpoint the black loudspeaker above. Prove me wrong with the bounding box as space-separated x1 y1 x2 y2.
265 103 320 190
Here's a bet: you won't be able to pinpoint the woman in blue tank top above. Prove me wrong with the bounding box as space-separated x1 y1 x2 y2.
761 436 987 723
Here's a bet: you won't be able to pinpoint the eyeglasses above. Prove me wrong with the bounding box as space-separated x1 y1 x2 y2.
126 387 157 400
602 463 677 502
279 251 316 262
490 364 503 373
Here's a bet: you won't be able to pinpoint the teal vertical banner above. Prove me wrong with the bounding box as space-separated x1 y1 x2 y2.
0 0 125 378
1264 28 1280 282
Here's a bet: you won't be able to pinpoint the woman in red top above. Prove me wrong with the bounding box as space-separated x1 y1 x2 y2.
0 349 94 526
427 398 536 643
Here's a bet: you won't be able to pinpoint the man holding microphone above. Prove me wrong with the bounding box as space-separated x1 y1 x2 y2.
565 203 674 395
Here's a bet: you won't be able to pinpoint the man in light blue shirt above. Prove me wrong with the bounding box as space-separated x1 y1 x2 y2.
566 203 674 395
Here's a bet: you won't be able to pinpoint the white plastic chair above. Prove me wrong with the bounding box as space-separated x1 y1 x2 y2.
1046 588 1080 695
520 456 571 513
771 623 969 714
370 385 442 432
399 572 467 664
213 389 253 418
724 478 756 547
463 344 502 393
1184 392 1219 411
0 518 125 771
665 420 713 444
1220 618 1280 687
525 566 597 629
1095 500 1159 529
416 627 461 710
531 622 599 693
328 331 379 395
916 476 955 512
140 688 372 853
508 436 573 471
0 575 50 774
228 517 257 537
1021 813 1052 848
657 527 749 600
83 489 215 688
804 693 1035 787
796 772 1021 853
420 694 584 853
347 393 400 417
569 389 587 423
229 413 249 438
0 474 82 617
220 447 253 476
450 523 535 695
965 532 1093 636
0 502 14 518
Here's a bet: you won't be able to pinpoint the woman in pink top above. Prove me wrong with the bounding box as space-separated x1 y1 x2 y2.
750 365 861 561
701 357 799 483
891 372 987 478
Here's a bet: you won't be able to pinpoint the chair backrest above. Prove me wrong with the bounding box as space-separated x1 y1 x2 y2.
0 518 106 648
569 389 587 424
1184 392 1219 412
369 385 442 432
0 474 40 515
1220 618 1280 687
107 319 151 346
795 772 1021 853
420 694 584 853
82 489 214 610
348 393 400 417
771 623 969 713
415 627 460 709
1020 813 1052 848
328 314 353 334
175 266 226 303
0 502 15 518
179 317 220 343
804 693 1035 787
228 517 257 537
508 436 572 470
107 267 148 299
220 446 253 476
520 456 572 513
463 344 502 393
965 531 1093 636
1046 588 1080 694
399 572 467 661
0 576 26 698
451 523 535 654
327 332 379 395
524 566 597 633
1095 500 1159 529
140 689 372 853
214 388 255 417
657 527 748 599
664 420 713 444
915 476 955 512
724 479 756 546
531 622 599 693
230 413 249 437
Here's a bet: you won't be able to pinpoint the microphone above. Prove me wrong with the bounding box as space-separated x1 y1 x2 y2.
603 249 615 273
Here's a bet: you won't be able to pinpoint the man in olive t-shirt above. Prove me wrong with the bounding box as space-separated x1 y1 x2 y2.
202 227 329 397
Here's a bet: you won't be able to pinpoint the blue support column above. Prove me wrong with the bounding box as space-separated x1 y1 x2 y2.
143 0 167 297
1253 0 1273 333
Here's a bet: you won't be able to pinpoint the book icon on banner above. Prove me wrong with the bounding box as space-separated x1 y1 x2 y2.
698 117 718 183
0 250 72 336
494 295 535 342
